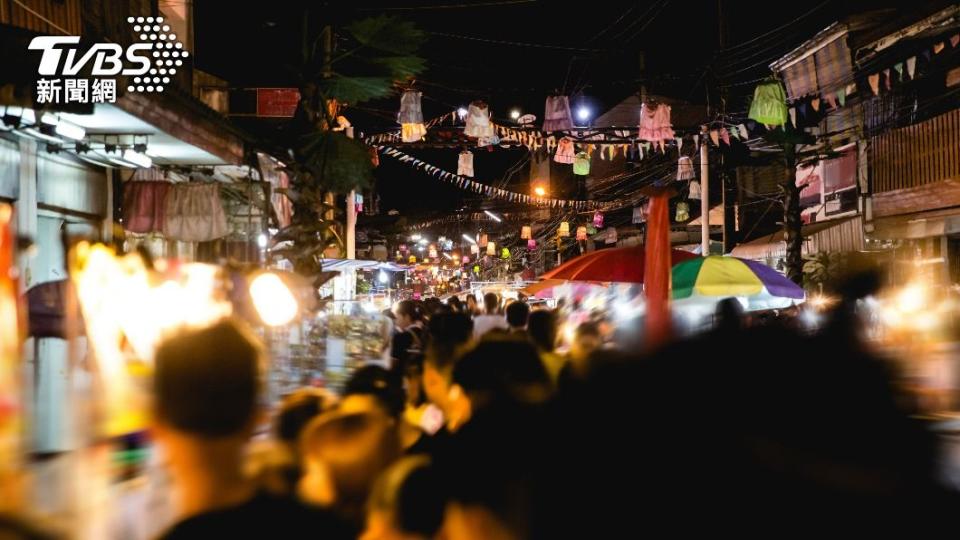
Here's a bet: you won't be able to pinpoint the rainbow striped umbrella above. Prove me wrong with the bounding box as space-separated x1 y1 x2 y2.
672 256 804 311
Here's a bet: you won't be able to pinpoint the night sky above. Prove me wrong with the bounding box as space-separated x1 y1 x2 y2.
193 0 914 224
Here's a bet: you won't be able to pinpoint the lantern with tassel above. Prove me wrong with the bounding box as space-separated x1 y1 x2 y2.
573 151 590 175
576 226 587 241
559 221 570 237
399 89 426 142
677 156 695 181
675 201 690 222
473 265 481 274
501 247 511 259
527 239 537 250
521 225 532 239
409 255 417 264
688 179 702 200
593 211 604 228
470 244 479 255
748 78 788 126
487 242 496 256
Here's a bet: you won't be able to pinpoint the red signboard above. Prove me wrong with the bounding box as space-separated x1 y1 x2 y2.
256 88 300 117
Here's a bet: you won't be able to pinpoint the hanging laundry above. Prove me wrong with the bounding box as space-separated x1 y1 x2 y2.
464 101 494 138
907 57 917 79
122 181 171 234
543 95 574 132
457 151 474 177
639 102 675 142
677 156 695 181
675 201 690 222
573 151 590 175
748 79 788 126
688 179 701 200
399 90 426 143
632 205 646 224
554 137 575 164
868 73 881 95
163 182 228 242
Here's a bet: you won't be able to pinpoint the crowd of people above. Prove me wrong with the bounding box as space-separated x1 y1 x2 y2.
143 279 960 538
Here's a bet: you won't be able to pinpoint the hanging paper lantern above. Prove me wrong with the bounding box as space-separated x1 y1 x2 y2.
429 246 438 258
677 156 695 181
479 233 488 247
527 239 537 250
354 193 364 214
632 206 646 224
399 90 426 142
399 244 408 252
439 236 447 244
521 225 532 239
501 247 511 259
748 79 788 126
675 201 690 222
444 239 454 251
593 211 604 228
462 256 470 264
487 242 496 256
688 179 702 200
470 244 479 255
605 227 618 244
576 226 588 241
473 265 481 274
586 224 597 235
559 221 570 237
409 255 417 263
573 151 590 175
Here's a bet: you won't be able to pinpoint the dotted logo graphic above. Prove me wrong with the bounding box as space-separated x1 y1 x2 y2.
125 16 189 94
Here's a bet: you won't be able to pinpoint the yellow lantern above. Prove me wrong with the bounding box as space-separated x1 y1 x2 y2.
559 221 570 237
487 241 496 256
521 225 532 239
409 255 417 263
576 226 587 241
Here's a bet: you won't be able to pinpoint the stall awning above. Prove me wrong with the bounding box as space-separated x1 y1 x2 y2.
320 259 381 271
871 212 960 239
730 216 864 260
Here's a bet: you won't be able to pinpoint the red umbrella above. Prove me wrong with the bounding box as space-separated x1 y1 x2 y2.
540 246 698 283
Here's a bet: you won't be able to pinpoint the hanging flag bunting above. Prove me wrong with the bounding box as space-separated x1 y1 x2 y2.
676 138 683 153
934 42 946 54
720 128 730 146
709 130 720 146
907 56 917 79
883 68 892 90
788 108 797 127
868 73 881 95
894 62 904 80
952 34 960 48
837 87 846 107
811 97 821 112
824 93 837 109
738 124 748 140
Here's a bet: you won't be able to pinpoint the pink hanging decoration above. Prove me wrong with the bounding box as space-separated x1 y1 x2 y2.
527 239 536 250
593 211 604 228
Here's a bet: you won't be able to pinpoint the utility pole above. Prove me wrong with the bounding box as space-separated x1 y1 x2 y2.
701 126 710 255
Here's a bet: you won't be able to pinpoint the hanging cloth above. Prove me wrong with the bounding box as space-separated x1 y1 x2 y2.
675 201 690 222
464 101 494 138
688 179 701 200
399 90 425 142
554 137 575 164
122 181 171 234
162 182 228 242
639 103 675 142
573 151 591 175
457 151 474 177
748 79 788 126
543 95 574 132
676 156 695 181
